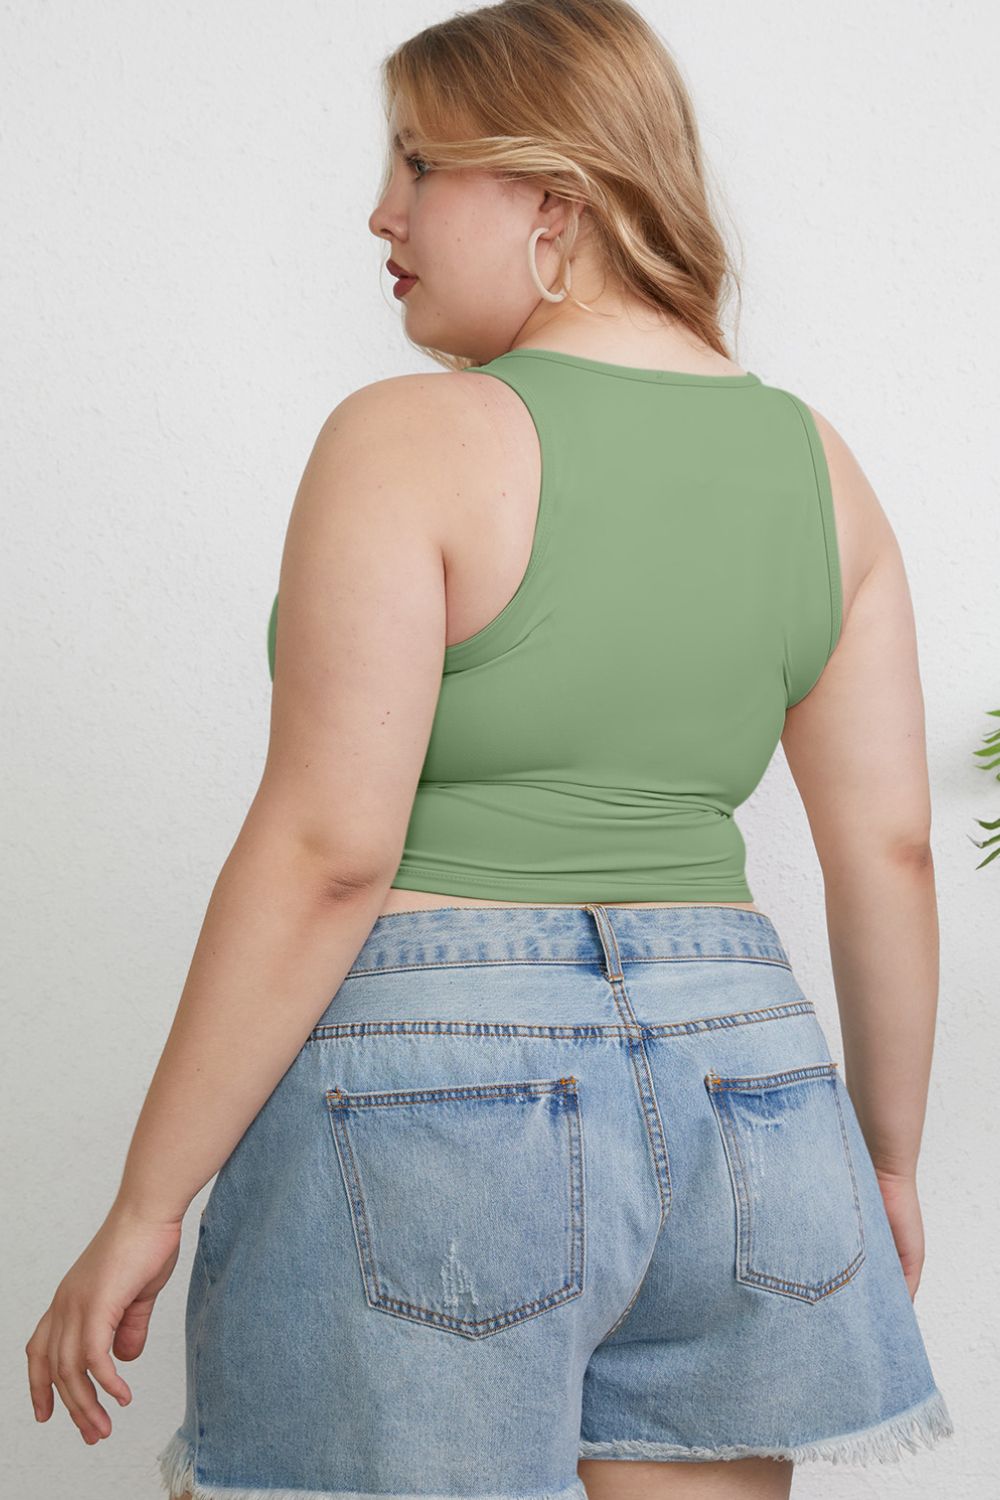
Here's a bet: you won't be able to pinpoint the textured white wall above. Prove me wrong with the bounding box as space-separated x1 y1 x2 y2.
3 2 995 1495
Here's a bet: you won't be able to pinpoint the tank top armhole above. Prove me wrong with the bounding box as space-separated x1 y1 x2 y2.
441 363 558 673
781 390 844 684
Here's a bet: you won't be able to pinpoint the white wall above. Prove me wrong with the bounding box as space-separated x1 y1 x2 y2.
3 2 995 1495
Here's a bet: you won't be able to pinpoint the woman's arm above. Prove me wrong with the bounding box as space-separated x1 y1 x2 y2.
781 409 938 1180
115 373 473 1222
113 840 395 1223
27 375 485 1445
820 841 938 1180
27 375 478 1442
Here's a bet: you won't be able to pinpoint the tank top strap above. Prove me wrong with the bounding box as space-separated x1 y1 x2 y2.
445 352 584 673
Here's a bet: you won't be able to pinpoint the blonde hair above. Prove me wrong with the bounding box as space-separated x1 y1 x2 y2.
377 0 744 372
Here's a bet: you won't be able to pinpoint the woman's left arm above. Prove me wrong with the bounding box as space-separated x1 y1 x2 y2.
25 373 474 1446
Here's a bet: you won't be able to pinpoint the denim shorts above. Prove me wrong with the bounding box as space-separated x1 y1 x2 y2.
156 903 954 1499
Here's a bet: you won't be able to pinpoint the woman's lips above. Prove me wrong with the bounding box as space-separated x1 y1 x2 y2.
387 258 417 297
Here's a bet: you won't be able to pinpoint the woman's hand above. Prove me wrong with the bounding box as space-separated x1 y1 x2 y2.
25 1202 183 1444
874 1168 925 1301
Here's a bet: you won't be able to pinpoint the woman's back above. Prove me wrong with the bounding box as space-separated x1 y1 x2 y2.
268 339 888 917
412 346 837 903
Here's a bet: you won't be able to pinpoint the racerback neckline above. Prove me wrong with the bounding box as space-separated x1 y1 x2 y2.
478 346 762 387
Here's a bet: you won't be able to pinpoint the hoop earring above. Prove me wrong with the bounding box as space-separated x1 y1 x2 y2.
528 226 572 303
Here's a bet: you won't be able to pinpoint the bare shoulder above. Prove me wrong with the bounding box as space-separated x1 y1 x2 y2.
801 402 897 615
324 367 510 441
332 364 534 442
312 368 508 526
317 369 488 457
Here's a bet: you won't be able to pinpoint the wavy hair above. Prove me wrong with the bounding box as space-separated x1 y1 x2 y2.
376 0 745 371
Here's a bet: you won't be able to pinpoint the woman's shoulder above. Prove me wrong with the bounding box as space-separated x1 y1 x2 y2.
795 401 899 625
336 365 534 434
326 364 525 484
306 369 495 474
332 367 504 424
299 370 512 550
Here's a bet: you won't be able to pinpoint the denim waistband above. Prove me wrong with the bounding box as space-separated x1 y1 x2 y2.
347 904 789 977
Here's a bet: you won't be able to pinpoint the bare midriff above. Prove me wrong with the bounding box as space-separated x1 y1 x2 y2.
379 889 761 917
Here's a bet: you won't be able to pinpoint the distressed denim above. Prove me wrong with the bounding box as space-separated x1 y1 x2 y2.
157 903 953 1499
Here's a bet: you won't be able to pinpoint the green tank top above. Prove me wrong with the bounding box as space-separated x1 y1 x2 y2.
267 348 842 902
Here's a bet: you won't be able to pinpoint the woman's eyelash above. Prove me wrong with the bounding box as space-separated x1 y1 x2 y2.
404 153 430 179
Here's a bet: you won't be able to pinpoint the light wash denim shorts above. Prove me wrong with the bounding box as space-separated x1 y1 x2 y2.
157 903 954 1499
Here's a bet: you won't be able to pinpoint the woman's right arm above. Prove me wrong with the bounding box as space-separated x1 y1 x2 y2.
780 409 939 1296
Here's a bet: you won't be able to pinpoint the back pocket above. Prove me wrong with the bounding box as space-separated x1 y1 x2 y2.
325 1075 585 1339
705 1061 865 1302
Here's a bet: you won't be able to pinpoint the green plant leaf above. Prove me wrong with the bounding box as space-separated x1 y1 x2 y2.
973 711 1000 870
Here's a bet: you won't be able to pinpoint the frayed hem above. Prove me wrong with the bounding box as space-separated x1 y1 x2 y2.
156 1429 589 1500
578 1386 955 1467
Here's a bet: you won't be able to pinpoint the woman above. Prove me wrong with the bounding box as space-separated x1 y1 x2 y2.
26 2 954 1496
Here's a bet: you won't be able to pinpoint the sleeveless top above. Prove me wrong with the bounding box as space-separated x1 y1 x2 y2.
266 348 842 902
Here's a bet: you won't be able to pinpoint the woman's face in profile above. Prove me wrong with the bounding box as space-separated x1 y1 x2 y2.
368 105 564 361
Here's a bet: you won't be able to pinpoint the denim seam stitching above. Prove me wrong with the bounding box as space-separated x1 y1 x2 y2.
341 952 793 980
190 1226 216 1482
576 907 674 1343
589 905 674 1226
306 1001 817 1043
327 1078 572 1107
